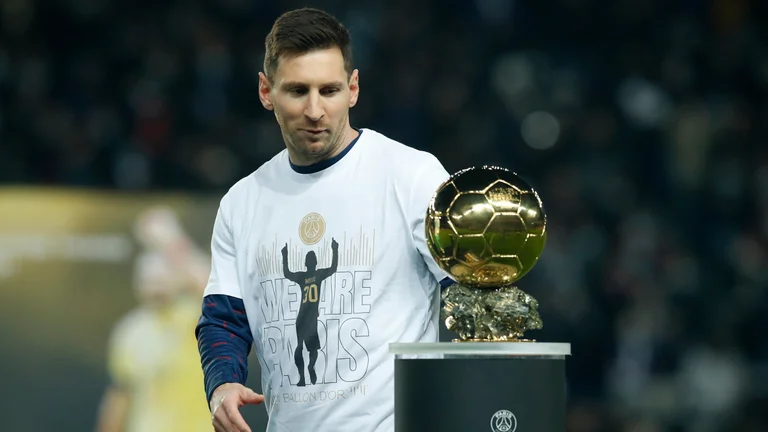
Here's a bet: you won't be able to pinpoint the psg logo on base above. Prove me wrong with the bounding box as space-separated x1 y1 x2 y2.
490 409 517 432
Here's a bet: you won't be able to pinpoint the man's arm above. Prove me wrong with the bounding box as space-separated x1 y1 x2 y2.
317 238 339 280
281 244 301 283
94 386 130 432
195 295 253 403
409 155 456 289
329 238 339 272
194 197 253 404
95 315 136 432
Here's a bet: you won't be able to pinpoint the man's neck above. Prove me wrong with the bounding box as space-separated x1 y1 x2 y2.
289 126 359 167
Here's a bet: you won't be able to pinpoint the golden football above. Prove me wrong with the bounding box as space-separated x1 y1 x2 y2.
425 165 547 289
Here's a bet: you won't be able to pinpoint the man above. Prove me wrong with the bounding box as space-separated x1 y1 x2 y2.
96 206 212 432
195 7 453 432
282 238 339 387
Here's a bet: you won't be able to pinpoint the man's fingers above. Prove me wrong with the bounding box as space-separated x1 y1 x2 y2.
223 401 251 432
213 413 235 432
208 385 258 432
212 397 239 432
242 389 265 405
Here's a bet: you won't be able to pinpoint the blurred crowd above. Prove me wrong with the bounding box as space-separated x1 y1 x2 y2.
1 0 767 431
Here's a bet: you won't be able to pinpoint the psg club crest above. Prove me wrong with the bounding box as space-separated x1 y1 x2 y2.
490 409 517 432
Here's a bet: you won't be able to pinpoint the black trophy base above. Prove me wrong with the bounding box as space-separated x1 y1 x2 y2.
395 357 566 432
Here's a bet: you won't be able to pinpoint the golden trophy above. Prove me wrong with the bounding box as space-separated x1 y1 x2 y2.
391 165 567 431
425 165 547 342
390 166 571 432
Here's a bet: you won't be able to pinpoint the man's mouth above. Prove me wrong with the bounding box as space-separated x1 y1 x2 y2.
300 128 327 135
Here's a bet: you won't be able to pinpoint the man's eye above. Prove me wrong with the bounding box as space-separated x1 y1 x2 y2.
290 88 307 95
321 88 339 95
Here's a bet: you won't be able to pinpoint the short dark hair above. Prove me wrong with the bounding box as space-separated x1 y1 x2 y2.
263 8 353 82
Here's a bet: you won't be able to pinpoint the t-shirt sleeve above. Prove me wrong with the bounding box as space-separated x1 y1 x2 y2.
409 154 455 288
203 196 242 299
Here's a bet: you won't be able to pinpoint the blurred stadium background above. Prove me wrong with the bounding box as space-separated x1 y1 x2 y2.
1 0 767 431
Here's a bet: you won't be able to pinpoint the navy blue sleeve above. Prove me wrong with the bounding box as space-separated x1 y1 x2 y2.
195 294 253 404
439 276 456 291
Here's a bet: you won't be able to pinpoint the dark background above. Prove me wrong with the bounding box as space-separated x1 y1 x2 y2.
1 0 767 431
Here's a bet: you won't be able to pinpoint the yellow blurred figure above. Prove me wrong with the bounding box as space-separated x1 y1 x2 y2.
96 207 212 432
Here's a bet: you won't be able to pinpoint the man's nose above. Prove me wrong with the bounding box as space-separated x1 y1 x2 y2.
304 92 324 121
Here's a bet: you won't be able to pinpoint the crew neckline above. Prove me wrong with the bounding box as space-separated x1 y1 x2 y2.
289 129 363 174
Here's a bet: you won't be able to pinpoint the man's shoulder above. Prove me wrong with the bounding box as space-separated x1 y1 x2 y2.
361 128 435 159
110 307 152 348
360 128 444 175
219 151 286 207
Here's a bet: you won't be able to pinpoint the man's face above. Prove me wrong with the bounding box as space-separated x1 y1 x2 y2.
259 47 359 165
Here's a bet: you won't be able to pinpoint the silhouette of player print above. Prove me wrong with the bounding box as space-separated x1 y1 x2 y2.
281 238 339 386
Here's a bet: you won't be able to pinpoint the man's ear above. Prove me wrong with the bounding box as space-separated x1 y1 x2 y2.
348 69 359 108
258 72 274 111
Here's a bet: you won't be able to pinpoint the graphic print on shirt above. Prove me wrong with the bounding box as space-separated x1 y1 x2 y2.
256 212 376 404
280 237 338 386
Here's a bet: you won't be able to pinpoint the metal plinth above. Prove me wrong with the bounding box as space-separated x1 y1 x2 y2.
390 342 571 432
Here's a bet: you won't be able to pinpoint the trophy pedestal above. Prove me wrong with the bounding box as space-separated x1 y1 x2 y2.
389 342 571 432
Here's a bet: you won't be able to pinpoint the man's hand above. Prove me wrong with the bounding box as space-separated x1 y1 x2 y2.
210 383 265 432
281 243 288 257
331 238 338 251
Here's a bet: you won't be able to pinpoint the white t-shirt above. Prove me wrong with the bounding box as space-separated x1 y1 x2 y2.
203 128 451 432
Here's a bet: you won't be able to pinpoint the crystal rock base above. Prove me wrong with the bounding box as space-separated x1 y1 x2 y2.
441 284 543 342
